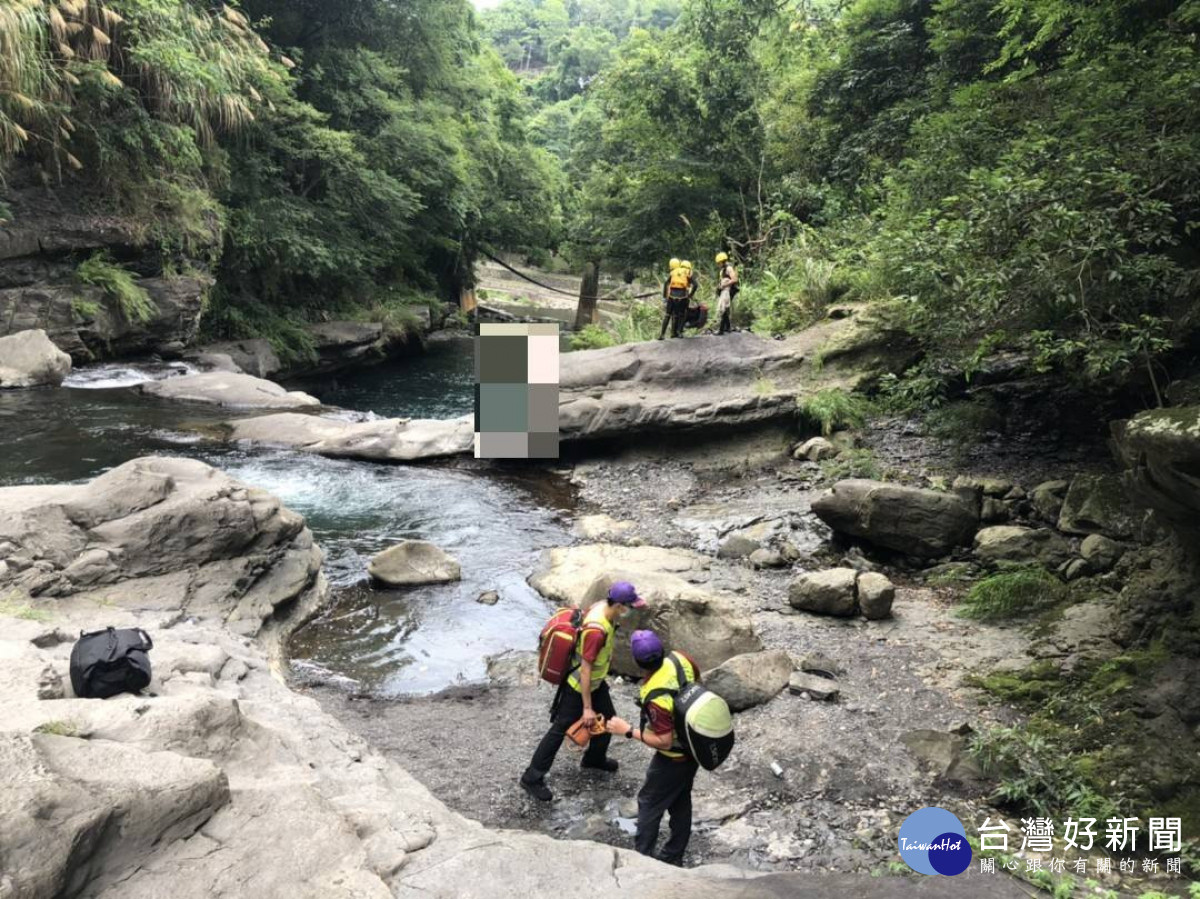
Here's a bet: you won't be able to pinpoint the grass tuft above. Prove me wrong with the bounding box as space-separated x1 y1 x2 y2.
956 568 1065 621
799 388 872 436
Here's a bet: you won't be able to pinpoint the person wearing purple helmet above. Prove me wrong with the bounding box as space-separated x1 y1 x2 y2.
606 629 702 866
520 580 646 802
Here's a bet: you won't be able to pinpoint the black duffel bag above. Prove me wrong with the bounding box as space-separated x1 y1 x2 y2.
69 627 154 699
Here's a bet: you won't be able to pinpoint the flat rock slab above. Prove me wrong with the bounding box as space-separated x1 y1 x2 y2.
788 670 840 701
138 372 319 409
227 412 474 461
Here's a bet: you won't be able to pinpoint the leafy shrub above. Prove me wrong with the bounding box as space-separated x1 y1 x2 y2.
570 324 616 350
957 569 1066 621
799 388 872 436
569 300 660 349
76 254 157 324
969 725 1122 820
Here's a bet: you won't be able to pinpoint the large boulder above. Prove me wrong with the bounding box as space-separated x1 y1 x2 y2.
193 338 281 379
702 650 794 711
973 526 1073 569
1030 479 1070 524
788 568 858 617
368 541 461 587
0 457 326 647
137 372 320 409
1057 473 1136 539
0 328 72 388
226 412 474 462
1113 407 1200 548
557 322 860 443
811 479 979 558
285 321 416 379
528 544 762 676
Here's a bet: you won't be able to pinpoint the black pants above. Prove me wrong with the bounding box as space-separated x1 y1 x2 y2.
524 681 616 780
660 297 688 338
635 753 699 862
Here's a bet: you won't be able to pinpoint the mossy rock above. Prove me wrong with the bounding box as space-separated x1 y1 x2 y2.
1057 473 1136 539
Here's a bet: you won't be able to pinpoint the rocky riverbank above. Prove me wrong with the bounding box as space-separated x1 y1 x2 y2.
299 409 1200 897
0 456 1042 899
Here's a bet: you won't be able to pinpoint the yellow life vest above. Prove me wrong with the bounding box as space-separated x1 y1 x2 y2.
668 266 691 293
639 651 697 758
567 602 615 692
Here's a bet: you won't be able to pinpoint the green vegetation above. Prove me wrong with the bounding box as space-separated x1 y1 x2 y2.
70 298 102 320
957 568 1066 621
568 299 661 349
33 720 78 737
799 388 872 437
0 593 52 622
967 642 1200 842
820 448 880 481
4 0 1198 387
76 254 157 324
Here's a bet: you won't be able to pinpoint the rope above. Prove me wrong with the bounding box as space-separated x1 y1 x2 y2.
478 248 661 303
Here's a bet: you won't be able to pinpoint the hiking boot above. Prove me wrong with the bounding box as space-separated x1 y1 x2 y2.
520 774 553 802
655 853 684 867
580 758 619 773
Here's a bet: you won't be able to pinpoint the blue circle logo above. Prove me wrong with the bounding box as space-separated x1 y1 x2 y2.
897 807 972 875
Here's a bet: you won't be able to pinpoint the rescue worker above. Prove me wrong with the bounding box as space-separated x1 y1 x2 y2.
605 630 701 866
520 581 647 802
714 252 738 335
659 258 691 340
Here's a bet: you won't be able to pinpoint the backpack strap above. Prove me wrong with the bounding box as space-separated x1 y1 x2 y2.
669 652 690 688
638 686 676 734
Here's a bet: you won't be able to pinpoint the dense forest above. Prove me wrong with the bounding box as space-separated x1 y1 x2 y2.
2 0 1198 396
477 0 1200 402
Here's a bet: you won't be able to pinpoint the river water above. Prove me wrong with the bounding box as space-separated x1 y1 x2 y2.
0 338 573 695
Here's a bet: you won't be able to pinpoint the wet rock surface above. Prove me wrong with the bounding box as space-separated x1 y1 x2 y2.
138 371 321 409
369 540 462 587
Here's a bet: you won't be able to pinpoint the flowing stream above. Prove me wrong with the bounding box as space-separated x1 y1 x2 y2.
0 336 573 695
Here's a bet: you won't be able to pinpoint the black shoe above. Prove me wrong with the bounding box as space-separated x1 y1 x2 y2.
520 775 553 801
655 853 684 867
581 758 619 773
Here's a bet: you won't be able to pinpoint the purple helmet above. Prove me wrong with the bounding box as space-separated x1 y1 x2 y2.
630 629 664 668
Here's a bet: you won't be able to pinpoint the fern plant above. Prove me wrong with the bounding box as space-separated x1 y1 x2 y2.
76 254 157 324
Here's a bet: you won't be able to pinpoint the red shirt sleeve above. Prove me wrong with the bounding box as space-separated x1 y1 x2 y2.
579 626 606 664
646 702 673 735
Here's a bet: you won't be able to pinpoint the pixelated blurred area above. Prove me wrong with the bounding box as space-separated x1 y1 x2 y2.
475 323 559 459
